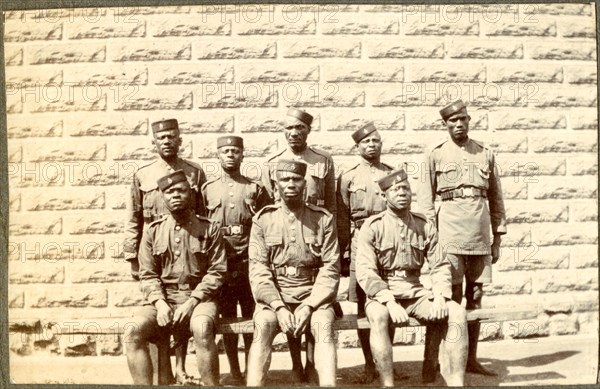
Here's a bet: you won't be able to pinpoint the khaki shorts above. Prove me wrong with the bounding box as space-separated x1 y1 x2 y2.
136 300 218 341
446 253 492 285
365 294 436 323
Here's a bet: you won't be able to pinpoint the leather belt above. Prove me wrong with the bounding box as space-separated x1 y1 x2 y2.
164 283 197 291
274 265 317 277
221 224 244 236
440 187 487 201
381 269 421 279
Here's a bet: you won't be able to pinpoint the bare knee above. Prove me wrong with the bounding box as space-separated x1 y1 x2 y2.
253 310 278 341
446 301 467 325
366 303 389 332
310 310 335 339
191 315 215 345
125 317 152 347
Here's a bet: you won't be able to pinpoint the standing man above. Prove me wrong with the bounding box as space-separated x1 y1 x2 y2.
123 118 206 384
125 170 226 386
247 160 340 387
202 135 270 385
356 168 468 386
337 122 393 383
261 108 337 380
419 100 507 377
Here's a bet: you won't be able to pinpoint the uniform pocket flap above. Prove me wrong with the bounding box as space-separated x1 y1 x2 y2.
206 198 221 211
348 184 366 193
265 235 283 245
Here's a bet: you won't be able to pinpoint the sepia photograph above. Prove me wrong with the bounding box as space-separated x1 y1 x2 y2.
3 1 599 386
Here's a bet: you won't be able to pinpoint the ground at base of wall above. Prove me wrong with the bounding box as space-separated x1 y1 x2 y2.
10 333 598 386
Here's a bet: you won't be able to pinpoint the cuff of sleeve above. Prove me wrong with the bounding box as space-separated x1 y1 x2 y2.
190 290 204 302
374 289 395 304
270 300 286 310
148 293 165 305
433 287 452 300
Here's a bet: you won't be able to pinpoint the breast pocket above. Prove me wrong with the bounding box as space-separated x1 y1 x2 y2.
348 184 367 210
189 238 208 281
436 164 461 190
475 167 490 189
304 236 323 268
206 198 221 212
265 235 283 265
376 240 396 269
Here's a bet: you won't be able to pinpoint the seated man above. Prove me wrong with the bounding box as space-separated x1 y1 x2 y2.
246 160 340 387
356 168 468 386
125 170 226 385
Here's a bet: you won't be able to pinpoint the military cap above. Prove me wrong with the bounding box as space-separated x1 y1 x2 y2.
216 135 243 149
276 159 307 177
439 100 467 121
157 170 188 191
377 168 408 191
352 122 377 143
151 119 179 133
287 108 313 127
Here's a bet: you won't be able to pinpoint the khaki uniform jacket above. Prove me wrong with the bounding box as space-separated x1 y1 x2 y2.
419 138 507 255
139 213 226 304
356 210 452 303
248 203 340 310
337 159 393 267
262 146 336 218
123 158 206 263
201 171 271 261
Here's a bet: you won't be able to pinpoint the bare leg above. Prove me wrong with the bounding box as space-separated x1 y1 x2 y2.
465 282 496 376
366 302 394 387
358 328 377 382
422 323 443 383
191 315 219 385
125 317 156 385
311 309 337 386
286 334 306 382
174 341 192 383
246 309 279 386
439 301 468 386
305 332 319 383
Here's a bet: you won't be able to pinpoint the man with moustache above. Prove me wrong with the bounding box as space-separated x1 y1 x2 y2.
337 122 393 383
123 118 206 384
125 170 225 386
247 160 340 387
201 135 270 385
261 108 337 381
356 168 468 387
419 100 507 378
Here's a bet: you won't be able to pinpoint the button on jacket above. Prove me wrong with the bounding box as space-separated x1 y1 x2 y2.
123 158 206 263
262 146 336 217
139 214 226 304
419 138 507 255
202 171 271 260
337 160 393 266
249 203 340 309
356 210 452 303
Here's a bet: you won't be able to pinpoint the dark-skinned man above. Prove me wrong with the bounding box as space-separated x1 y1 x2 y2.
419 100 507 378
337 122 393 383
125 170 225 386
247 160 340 387
123 118 206 384
201 136 270 385
357 168 468 386
261 108 337 382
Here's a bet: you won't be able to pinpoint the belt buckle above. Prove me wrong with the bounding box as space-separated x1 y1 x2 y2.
178 284 190 291
231 225 242 235
286 266 298 276
462 187 474 197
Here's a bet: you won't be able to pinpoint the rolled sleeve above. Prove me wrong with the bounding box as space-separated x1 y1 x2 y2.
249 219 283 306
356 221 389 299
304 213 340 309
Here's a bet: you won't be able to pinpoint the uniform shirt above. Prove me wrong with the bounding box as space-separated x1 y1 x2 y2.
419 138 507 255
123 158 206 263
337 159 393 264
248 203 340 309
262 146 336 217
139 213 226 304
201 171 270 260
356 209 452 303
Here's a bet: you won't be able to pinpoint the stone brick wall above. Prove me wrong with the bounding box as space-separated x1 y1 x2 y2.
6 3 598 358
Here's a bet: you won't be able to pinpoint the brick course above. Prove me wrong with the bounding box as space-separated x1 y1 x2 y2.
6 3 598 359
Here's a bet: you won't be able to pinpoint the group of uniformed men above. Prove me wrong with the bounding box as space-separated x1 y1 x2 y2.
123 100 507 387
